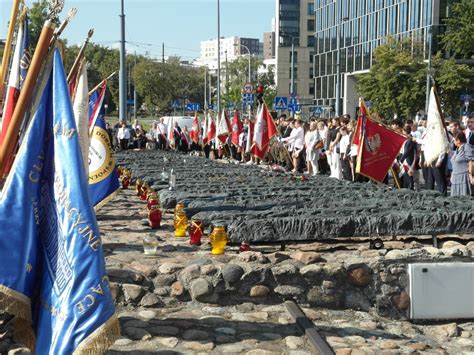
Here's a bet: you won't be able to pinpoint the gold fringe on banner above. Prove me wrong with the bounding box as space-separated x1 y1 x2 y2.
0 285 32 321
0 285 35 351
73 314 120 355
13 317 36 352
93 187 120 212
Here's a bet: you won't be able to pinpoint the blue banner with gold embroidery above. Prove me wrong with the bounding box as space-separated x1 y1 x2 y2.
88 86 120 209
0 49 119 354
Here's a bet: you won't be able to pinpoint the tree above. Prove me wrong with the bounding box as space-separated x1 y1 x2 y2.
432 53 474 118
28 1 59 50
356 38 426 121
440 0 474 59
224 56 275 110
133 56 204 115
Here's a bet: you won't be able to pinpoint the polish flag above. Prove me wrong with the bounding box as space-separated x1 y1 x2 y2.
190 114 200 144
253 103 278 151
167 117 175 148
203 112 216 146
216 110 231 144
231 110 243 146
0 18 27 145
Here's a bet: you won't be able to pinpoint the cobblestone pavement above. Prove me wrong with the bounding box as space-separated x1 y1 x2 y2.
100 189 474 355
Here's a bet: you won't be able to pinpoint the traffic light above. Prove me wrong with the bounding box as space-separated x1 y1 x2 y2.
256 82 264 104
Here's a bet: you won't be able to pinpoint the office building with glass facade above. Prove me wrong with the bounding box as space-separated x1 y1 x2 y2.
313 0 450 118
275 0 316 113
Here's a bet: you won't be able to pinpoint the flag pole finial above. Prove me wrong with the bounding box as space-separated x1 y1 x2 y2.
49 0 64 20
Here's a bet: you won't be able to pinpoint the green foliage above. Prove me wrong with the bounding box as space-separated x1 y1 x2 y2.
357 37 474 121
224 57 276 110
28 1 60 50
356 38 426 121
432 53 474 118
133 56 204 115
440 0 474 59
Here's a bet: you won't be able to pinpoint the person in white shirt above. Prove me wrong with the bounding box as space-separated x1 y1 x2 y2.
281 119 305 172
117 121 131 150
156 118 168 150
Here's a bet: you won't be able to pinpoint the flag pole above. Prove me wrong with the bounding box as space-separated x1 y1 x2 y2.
88 71 117 95
0 20 56 178
53 8 77 42
0 0 22 105
67 29 94 83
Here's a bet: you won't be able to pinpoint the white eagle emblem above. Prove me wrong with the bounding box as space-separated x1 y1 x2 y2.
367 134 381 154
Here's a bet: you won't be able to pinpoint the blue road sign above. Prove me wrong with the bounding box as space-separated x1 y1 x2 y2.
460 94 474 100
309 106 322 114
274 96 288 110
288 103 301 112
171 99 181 109
288 98 300 112
185 103 200 111
366 101 373 107
208 104 216 111
127 99 134 106
227 102 235 108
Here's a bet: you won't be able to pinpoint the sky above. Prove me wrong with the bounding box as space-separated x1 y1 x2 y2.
1 0 275 61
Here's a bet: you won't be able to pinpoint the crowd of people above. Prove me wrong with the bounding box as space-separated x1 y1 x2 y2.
107 113 474 197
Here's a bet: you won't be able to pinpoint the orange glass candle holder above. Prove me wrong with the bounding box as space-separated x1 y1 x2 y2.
189 219 203 246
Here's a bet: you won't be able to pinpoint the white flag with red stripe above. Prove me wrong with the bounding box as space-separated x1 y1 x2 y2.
0 19 25 144
167 117 175 148
203 112 216 146
216 110 231 144
88 81 107 133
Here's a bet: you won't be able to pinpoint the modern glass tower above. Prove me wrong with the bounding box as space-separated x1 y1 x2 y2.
313 0 451 118
275 0 316 115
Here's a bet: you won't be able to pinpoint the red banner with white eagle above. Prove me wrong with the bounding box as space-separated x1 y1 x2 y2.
355 116 406 182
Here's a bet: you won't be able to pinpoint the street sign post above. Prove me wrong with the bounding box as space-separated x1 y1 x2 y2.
288 98 300 113
171 100 181 109
274 96 288 110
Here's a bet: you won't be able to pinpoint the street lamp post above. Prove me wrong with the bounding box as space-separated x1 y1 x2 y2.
335 16 349 117
281 34 299 97
290 36 296 97
425 26 433 114
241 44 251 84
119 0 127 122
217 0 221 115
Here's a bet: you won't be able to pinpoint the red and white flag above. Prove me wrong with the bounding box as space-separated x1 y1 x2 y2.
253 103 278 151
352 97 369 152
190 114 200 144
356 116 406 182
88 81 107 133
203 112 216 146
167 117 175 148
0 19 25 145
231 110 243 146
216 110 231 144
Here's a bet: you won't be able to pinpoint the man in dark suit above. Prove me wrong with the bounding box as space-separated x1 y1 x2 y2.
466 115 474 145
400 125 417 190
